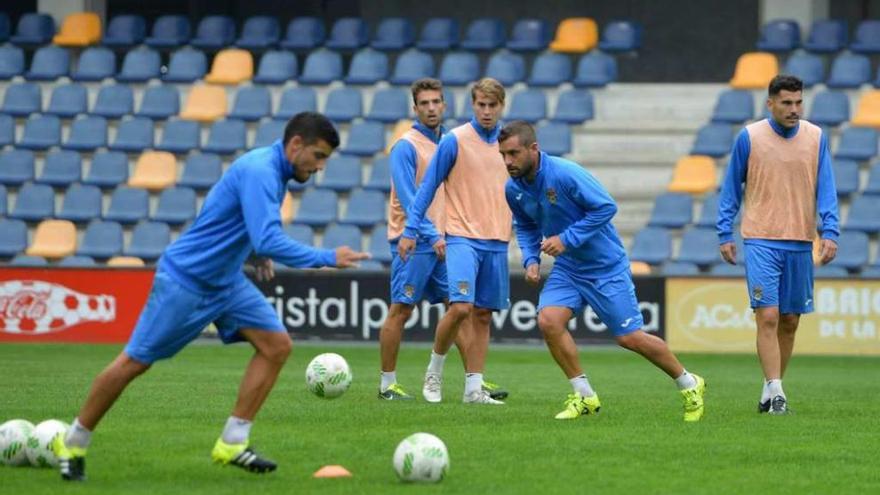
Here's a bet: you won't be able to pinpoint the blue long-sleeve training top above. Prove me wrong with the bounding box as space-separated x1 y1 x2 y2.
161 140 336 292
505 152 629 276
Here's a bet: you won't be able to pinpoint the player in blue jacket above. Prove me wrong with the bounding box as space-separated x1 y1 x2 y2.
53 113 369 481
499 121 705 422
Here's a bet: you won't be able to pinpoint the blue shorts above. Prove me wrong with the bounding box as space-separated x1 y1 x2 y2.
124 270 285 364
445 243 510 310
390 249 447 305
538 267 642 336
744 244 814 314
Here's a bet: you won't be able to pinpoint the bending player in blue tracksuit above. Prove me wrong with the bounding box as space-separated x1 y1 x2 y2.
499 121 706 421
53 113 368 481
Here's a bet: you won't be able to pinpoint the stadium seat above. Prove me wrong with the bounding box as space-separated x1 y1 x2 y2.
630 261 652 275
116 48 161 83
280 17 325 50
18 115 61 150
371 17 415 51
205 49 253 85
24 45 69 81
851 90 880 127
648 192 693 228
438 51 480 86
322 224 362 250
318 155 362 191
203 119 247 154
276 87 318 119
549 17 598 53
365 156 391 192
808 90 850 127
345 48 389 85
57 183 101 223
46 83 88 118
145 15 191 48
729 52 778 89
599 20 642 52
163 48 207 83
92 84 134 119
815 264 849 278
830 231 870 270
861 266 880 278
528 52 572 87
295 189 338 226
667 155 716 194
38 150 81 186
253 119 287 148
844 194 880 233
137 85 180 119
180 85 227 122
102 15 146 48
461 18 505 51
129 151 177 191
756 19 801 52
0 45 24 79
284 223 314 245
0 218 27 257
53 12 101 47
390 49 435 85
343 121 386 157
676 228 720 266
340 189 386 227
298 49 343 84
253 50 298 84
711 90 755 124
417 17 459 51
11 182 55 221
367 88 409 123
236 16 280 49
179 154 222 190
108 256 146 267
782 52 824 88
59 255 96 267
0 12 8 43
0 115 12 147
326 17 369 50
696 192 740 228
804 19 847 53
629 227 672 265
709 263 746 277
228 86 271 122
152 186 196 225
662 261 700 276
834 159 860 196
551 89 594 124
157 119 201 153
850 20 880 53
369 225 392 263
84 151 128 188
25 220 75 259
826 52 871 88
11 13 55 46
191 15 236 49
105 186 149 224
323 87 363 123
691 123 733 157
63 116 107 151
71 47 115 82
506 89 547 123
572 51 618 87
507 19 550 51
1 82 41 117
125 221 170 261
835 127 877 161
10 254 47 266
110 117 154 152
864 163 880 194
77 220 123 258
536 122 572 155
485 50 526 85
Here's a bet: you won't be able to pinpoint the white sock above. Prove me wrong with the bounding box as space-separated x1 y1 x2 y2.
65 418 92 449
221 416 252 445
569 374 595 397
380 371 396 391
674 370 697 390
464 372 483 395
761 380 771 402
766 379 785 398
427 351 446 374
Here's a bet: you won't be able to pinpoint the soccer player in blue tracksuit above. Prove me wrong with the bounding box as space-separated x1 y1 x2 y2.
499 121 706 421
53 113 368 481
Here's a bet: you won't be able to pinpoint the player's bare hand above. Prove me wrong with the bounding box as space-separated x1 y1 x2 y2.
818 239 838 265
720 242 737 265
432 237 446 261
254 257 274 282
335 246 370 268
397 236 416 261
525 263 541 286
540 236 566 257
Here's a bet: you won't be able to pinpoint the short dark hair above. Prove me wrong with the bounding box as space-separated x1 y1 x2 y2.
768 75 803 96
283 112 340 149
411 78 443 104
499 120 537 147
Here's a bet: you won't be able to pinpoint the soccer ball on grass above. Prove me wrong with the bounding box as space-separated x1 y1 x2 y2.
0 419 34 466
25 419 69 468
305 353 352 399
392 432 449 483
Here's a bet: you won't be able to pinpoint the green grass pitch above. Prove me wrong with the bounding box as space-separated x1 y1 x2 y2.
2 342 878 494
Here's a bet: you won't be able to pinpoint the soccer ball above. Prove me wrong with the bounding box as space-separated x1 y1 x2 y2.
0 419 34 466
392 432 449 483
25 419 69 468
305 353 352 399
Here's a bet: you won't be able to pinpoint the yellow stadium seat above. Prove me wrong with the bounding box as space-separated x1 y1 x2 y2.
668 155 717 194
280 191 295 224
128 151 177 191
53 12 102 47
26 220 76 259
630 261 652 275
385 119 413 154
851 90 880 127
730 52 778 89
204 49 254 85
108 256 145 267
180 85 228 123
549 18 598 53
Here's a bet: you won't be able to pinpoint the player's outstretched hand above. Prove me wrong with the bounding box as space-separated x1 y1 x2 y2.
818 239 838 265
397 236 416 262
540 236 566 257
254 257 275 282
335 246 370 268
525 263 541 286
432 237 446 261
719 242 737 265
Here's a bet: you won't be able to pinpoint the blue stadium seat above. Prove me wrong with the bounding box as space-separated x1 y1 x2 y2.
11 255 47 266
629 227 672 265
203 119 247 155
710 263 746 277
443 88 457 119
695 192 720 228
573 51 618 87
276 87 317 119
71 47 115 82
506 19 550 51
861 266 880 278
157 119 201 154
25 45 69 81
318 155 362 191
152 186 196 225
11 13 55 46
344 48 389 85
105 187 149 224
599 20 643 52
229 86 271 122
322 223 362 250
253 119 287 148
280 17 325 50
116 48 161 83
18 115 61 150
826 52 871 88
438 51 480 86
146 15 191 48
808 90 850 127
536 122 571 155
92 84 134 119
850 20 880 54
253 50 298 84
110 117 154 152
461 18 505 51
323 87 363 122
0 218 27 257
342 122 385 156
815 264 849 278
298 49 343 84
648 192 693 228
84 151 128 188
845 194 880 233
77 220 123 259
38 150 81 185
804 19 847 53
369 225 392 263
286 175 314 192
125 221 171 261
390 48 435 85
711 90 754 124
358 260 387 272
506 89 547 122
417 18 459 51
137 85 180 119
191 16 236 49
676 228 720 266
57 183 101 223
661 261 700 276
163 48 207 83
326 17 369 50
835 127 877 161
0 115 11 148
1 82 41 117
295 189 338 226
0 12 7 43
864 163 880 195
528 52 572 86
364 156 391 192
0 184 7 216
237 16 281 49
59 255 96 267
46 83 87 118
340 189 386 227
834 159 860 196
179 154 222 190
0 45 24 79
63 116 107 151
485 50 525 85
366 88 409 123
830 231 870 270
371 17 415 51
103 15 146 48
284 224 314 245
691 123 733 157
756 19 801 52
782 52 824 88
11 182 54 221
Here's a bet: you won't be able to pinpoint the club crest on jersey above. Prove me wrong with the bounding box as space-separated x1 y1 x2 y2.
546 187 557 204
404 285 415 298
457 281 469 296
753 286 763 301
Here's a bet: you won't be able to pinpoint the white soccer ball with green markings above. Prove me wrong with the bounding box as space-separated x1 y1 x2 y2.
393 432 449 483
0 419 34 466
25 419 68 468
305 353 352 399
